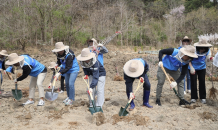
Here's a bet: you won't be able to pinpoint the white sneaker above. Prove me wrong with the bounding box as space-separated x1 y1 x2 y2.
22 100 34 105
59 90 64 94
187 90 191 93
37 99 45 106
190 99 196 103
65 99 73 105
201 99 206 104
63 97 69 103
184 91 186 95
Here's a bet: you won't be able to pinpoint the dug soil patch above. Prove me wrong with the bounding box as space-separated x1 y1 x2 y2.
199 112 217 121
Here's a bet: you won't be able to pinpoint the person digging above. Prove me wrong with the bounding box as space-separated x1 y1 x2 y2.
52 42 80 105
5 53 47 106
88 38 108 66
189 39 213 104
156 45 198 106
123 58 153 111
77 48 106 109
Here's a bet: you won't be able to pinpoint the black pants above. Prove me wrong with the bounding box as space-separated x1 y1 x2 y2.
190 69 206 99
61 76 65 91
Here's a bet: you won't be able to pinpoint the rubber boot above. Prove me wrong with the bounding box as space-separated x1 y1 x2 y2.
127 93 135 111
143 90 153 108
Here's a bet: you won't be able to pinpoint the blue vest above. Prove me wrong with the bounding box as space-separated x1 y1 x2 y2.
162 49 186 71
132 58 146 66
22 55 45 77
189 50 209 70
98 53 104 66
60 52 79 74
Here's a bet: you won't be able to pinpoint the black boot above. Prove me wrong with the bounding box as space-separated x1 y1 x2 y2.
156 99 161 106
179 99 190 105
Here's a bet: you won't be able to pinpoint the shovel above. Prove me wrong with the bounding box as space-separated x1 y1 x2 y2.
119 78 144 116
12 67 22 100
160 64 190 104
83 76 103 115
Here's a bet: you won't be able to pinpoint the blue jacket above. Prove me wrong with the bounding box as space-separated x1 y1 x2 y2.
90 46 108 66
83 60 106 88
189 49 210 70
162 49 187 71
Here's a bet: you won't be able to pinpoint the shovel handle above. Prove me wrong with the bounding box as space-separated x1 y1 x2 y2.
128 80 144 104
83 76 96 100
14 66 18 90
160 64 172 84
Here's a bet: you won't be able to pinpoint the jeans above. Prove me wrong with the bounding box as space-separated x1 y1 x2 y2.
65 72 78 100
0 72 2 89
180 67 191 91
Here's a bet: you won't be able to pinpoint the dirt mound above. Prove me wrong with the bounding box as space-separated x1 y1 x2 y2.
113 75 124 81
93 112 105 126
68 122 79 128
199 112 217 121
48 106 69 119
184 104 201 109
111 114 149 126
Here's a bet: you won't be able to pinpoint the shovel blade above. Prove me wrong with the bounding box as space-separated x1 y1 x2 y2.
12 89 22 100
89 106 103 115
119 107 129 116
45 92 58 101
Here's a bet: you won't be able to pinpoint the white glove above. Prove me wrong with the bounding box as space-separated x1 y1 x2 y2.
207 57 213 62
54 73 61 80
158 61 163 67
130 92 135 99
190 66 195 75
170 81 177 89
97 43 103 47
14 79 17 83
48 83 52 88
88 88 93 94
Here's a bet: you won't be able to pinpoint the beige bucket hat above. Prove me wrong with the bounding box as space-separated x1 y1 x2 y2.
52 42 69 52
182 36 192 43
123 60 144 78
180 45 198 58
77 48 95 61
194 39 212 47
48 62 57 69
5 53 24 65
0 50 9 56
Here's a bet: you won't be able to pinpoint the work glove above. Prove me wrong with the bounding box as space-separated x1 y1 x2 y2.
84 75 89 79
190 66 195 75
130 92 135 99
97 43 103 47
14 79 17 83
48 83 52 89
54 72 61 80
158 61 163 67
140 77 144 83
88 88 93 94
170 81 177 89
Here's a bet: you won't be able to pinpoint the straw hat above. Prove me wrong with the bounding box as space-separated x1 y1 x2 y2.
77 48 95 61
48 62 57 69
182 36 192 43
0 50 8 56
52 42 69 52
5 53 24 65
123 60 144 78
194 39 212 47
180 45 198 58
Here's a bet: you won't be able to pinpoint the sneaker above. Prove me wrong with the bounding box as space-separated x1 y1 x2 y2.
63 97 69 103
22 100 34 105
59 90 64 94
37 99 45 106
156 99 161 106
190 99 196 103
184 91 186 95
187 90 191 93
65 99 73 105
201 99 206 104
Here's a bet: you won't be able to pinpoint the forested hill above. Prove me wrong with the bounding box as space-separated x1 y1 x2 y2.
0 0 217 50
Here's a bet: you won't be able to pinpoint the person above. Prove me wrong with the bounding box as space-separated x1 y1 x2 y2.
123 58 152 111
178 36 192 94
48 62 65 94
5 53 47 106
189 39 213 104
0 50 8 88
156 45 198 106
88 38 108 66
52 42 79 105
77 48 106 108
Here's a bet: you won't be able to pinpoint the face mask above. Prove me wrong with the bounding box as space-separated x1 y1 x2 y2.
0 57 5 61
80 56 97 68
174 51 190 64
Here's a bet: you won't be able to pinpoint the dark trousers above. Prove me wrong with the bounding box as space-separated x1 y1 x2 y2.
61 76 65 91
190 69 206 99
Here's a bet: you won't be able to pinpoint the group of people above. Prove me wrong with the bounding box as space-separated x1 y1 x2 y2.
0 36 213 111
